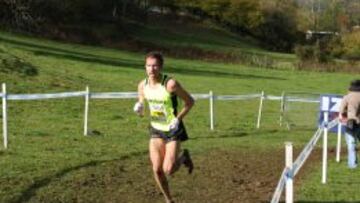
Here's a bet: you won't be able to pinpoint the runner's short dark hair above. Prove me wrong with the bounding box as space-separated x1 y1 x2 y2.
145 51 164 67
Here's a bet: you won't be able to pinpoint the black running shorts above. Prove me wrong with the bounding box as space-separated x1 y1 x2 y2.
149 121 188 142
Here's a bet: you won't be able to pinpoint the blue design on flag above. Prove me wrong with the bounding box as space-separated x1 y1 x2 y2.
319 94 344 133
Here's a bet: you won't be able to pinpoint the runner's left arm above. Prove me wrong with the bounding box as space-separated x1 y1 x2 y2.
167 79 194 121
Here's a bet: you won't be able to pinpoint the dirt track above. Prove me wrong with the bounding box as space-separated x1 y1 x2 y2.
24 149 322 203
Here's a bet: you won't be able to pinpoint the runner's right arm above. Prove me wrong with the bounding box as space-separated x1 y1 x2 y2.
134 80 145 116
138 80 145 103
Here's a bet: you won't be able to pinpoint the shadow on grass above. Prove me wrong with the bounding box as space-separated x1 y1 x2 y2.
1 36 286 81
11 150 148 203
191 131 249 140
190 128 292 140
332 180 360 185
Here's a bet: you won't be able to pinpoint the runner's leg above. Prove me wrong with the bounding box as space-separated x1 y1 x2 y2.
149 138 173 202
163 140 183 175
345 132 358 168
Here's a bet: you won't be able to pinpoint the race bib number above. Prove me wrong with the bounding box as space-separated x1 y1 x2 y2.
150 104 167 121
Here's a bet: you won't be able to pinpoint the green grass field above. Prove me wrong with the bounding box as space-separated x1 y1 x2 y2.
1 30 360 202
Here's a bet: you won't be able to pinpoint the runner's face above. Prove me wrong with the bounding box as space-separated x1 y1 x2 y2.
145 57 162 79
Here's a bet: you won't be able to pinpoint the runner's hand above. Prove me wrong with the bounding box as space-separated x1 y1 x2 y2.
169 118 180 131
133 102 144 116
339 113 347 124
340 117 347 124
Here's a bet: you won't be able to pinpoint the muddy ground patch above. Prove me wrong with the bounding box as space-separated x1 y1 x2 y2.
20 149 322 203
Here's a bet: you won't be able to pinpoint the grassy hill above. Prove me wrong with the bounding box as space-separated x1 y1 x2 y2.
124 16 297 70
0 28 360 202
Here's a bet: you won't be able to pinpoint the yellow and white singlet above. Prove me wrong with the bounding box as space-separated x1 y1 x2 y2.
144 75 178 132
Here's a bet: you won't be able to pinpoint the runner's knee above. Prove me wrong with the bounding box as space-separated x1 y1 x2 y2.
152 165 163 175
163 162 176 175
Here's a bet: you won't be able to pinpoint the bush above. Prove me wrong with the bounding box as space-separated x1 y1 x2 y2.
313 40 330 63
253 0 300 52
294 45 315 61
341 30 360 60
327 36 344 58
295 38 332 63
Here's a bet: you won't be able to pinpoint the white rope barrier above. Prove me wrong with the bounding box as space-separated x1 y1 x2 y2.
192 94 210 99
215 94 261 100
7 91 87 100
90 92 138 99
90 93 212 100
266 95 283 101
3 91 323 102
265 95 319 103
292 127 323 176
285 97 320 103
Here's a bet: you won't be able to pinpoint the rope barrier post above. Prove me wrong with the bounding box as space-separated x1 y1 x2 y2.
336 121 342 162
285 142 293 203
2 83 8 149
84 86 90 136
280 91 285 127
209 90 214 130
256 91 264 129
322 111 329 184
